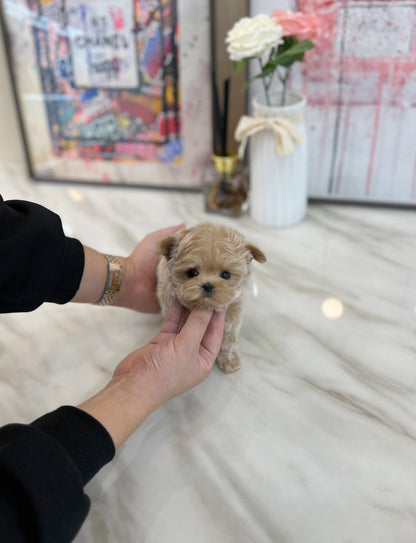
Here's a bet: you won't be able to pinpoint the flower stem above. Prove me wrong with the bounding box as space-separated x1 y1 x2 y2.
280 67 291 107
281 77 287 106
258 58 270 106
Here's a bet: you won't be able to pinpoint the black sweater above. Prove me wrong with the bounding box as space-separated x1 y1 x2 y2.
0 196 116 542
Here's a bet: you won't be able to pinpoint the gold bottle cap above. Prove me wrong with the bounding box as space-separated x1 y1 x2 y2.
211 154 238 175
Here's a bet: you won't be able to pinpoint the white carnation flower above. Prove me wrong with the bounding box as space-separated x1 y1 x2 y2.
226 14 283 62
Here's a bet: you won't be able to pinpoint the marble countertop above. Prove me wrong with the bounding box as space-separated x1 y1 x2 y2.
1 162 416 542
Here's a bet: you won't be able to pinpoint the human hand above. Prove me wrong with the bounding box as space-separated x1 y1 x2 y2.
79 300 226 448
116 224 184 313
114 299 227 407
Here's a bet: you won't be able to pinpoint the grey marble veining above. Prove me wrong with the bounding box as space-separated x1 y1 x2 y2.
1 162 416 542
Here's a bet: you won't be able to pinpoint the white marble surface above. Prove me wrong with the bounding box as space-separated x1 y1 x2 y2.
1 162 416 542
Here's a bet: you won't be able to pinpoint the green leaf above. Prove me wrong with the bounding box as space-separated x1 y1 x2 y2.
277 51 305 68
294 39 315 53
241 65 272 89
234 59 245 75
238 38 315 91
242 59 276 85
282 39 315 58
277 36 299 55
257 61 276 79
270 39 315 69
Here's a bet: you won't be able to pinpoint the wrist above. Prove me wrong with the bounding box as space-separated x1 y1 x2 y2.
112 256 136 310
95 255 123 306
71 247 108 304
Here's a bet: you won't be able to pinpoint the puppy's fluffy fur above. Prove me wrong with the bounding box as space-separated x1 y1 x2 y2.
156 223 266 373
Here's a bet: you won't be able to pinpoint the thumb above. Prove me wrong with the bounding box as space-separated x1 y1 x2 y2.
200 309 226 362
177 309 214 348
158 299 185 335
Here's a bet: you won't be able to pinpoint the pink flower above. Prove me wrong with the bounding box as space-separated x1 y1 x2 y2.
272 10 318 41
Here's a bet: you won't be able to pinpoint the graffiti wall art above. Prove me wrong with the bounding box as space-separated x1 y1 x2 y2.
1 0 212 188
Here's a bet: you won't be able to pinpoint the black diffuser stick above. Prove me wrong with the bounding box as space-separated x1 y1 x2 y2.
221 77 230 157
217 77 231 197
211 69 222 156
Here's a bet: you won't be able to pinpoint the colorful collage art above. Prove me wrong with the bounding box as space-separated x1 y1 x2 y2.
2 0 212 187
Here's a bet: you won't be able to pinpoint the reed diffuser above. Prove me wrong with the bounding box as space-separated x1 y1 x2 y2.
204 73 248 216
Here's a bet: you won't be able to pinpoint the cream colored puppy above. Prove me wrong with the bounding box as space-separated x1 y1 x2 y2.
156 223 266 373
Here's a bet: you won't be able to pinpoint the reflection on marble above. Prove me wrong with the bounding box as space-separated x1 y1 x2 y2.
1 161 416 542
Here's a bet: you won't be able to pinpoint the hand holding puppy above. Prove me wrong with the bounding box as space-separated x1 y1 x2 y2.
115 223 186 313
113 299 226 403
80 299 226 448
72 224 185 312
79 223 265 451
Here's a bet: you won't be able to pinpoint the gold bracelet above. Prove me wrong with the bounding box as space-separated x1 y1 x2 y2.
96 255 123 306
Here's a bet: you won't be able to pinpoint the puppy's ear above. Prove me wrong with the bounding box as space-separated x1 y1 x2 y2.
247 244 266 263
158 236 177 260
158 228 189 260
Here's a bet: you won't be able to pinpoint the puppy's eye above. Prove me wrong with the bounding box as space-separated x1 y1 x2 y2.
219 270 231 280
187 268 199 278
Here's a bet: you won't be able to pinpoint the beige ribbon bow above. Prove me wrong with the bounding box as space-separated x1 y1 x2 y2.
235 112 305 159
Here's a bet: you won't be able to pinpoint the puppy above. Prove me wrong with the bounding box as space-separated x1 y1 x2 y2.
156 223 266 373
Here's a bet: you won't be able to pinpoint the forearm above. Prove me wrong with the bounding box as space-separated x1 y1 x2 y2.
77 374 158 449
69 246 107 303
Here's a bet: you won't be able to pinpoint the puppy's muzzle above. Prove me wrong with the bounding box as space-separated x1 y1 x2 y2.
201 282 215 297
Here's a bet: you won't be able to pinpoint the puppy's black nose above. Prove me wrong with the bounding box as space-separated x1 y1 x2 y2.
201 282 215 296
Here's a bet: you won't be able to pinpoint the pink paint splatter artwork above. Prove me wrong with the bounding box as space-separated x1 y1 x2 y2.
294 0 416 204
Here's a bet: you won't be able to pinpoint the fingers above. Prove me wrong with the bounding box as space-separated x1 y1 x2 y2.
200 309 226 359
159 299 185 335
178 308 215 347
160 301 226 369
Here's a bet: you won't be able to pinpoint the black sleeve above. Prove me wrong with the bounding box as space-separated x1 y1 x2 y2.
0 406 115 543
0 195 85 313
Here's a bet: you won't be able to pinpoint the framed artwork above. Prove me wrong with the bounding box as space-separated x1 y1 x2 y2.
250 0 416 207
0 0 212 188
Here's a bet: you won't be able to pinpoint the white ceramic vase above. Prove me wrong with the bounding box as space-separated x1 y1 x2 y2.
249 92 308 228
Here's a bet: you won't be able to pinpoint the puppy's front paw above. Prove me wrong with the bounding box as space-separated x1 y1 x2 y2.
217 351 241 373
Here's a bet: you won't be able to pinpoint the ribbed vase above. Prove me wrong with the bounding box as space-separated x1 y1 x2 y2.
249 92 308 228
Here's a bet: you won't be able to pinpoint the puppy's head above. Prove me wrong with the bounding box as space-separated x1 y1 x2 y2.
158 223 266 311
